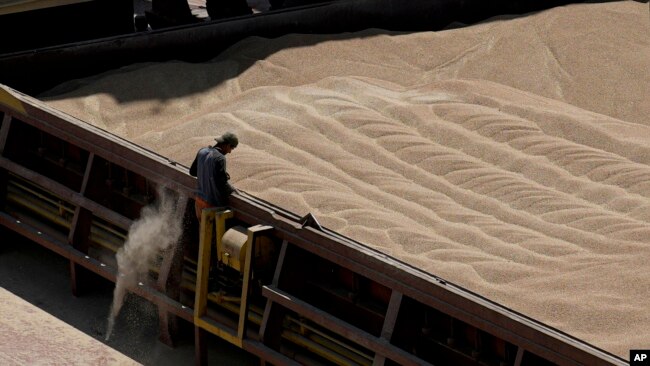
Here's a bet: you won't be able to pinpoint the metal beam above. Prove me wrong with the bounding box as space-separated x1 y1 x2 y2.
263 285 429 366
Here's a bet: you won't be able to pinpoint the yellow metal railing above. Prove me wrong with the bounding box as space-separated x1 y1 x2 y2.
192 207 374 366
194 207 273 347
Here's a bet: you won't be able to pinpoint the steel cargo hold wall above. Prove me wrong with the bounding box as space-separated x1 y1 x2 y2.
0 84 629 365
0 0 134 54
0 85 196 345
0 0 592 96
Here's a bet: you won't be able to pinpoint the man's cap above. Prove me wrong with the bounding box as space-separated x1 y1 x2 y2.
215 132 239 148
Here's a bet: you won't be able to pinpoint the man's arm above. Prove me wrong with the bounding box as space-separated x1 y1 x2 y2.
214 157 235 196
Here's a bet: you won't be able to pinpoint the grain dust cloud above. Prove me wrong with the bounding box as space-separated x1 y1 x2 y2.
105 188 185 341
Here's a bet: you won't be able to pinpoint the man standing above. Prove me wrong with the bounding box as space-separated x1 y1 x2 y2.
189 132 239 219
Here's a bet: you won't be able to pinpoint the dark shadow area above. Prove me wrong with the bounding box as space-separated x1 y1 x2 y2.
0 227 257 366
0 0 134 55
0 0 613 98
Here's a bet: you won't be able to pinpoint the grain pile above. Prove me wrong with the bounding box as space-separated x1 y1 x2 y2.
0 288 139 365
42 1 650 358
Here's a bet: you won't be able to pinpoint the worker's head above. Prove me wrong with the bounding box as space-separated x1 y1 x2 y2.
214 132 239 154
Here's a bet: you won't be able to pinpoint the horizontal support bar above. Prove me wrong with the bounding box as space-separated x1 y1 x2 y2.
1 156 132 229
0 211 193 322
262 285 427 366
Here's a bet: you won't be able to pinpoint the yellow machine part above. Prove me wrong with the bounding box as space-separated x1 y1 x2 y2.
219 225 274 272
219 226 248 271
